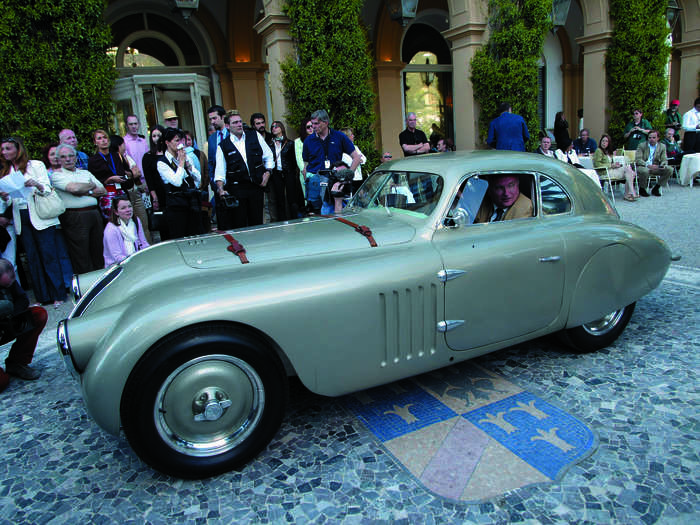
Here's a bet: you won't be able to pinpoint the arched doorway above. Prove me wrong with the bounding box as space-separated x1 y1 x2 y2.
105 3 216 145
401 19 453 147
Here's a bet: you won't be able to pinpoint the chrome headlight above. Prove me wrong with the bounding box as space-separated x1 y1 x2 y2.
57 320 79 380
71 275 81 302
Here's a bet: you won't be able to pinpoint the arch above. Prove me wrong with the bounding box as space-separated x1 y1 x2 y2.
116 31 186 67
104 0 217 66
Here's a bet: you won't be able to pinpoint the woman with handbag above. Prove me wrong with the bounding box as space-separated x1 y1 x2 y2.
270 121 303 220
103 196 149 266
156 127 203 239
0 137 69 307
142 126 169 240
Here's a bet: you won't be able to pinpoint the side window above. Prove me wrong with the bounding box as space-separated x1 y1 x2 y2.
539 175 572 215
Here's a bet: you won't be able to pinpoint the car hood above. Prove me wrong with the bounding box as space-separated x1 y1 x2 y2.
176 210 417 269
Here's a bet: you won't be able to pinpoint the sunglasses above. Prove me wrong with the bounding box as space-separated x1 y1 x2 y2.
383 154 392 159
306 124 314 129
1 138 18 145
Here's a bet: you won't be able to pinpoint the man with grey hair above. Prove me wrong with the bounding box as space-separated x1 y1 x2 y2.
0 258 47 391
399 112 430 156
302 109 360 213
58 129 89 169
50 144 106 273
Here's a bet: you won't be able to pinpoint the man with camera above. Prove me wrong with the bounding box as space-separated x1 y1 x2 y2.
302 110 361 214
214 112 275 229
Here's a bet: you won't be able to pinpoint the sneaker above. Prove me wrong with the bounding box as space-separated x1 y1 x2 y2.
5 362 41 380
651 185 661 197
639 188 650 197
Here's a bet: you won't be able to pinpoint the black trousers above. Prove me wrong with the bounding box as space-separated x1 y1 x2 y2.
683 131 699 154
219 181 264 230
166 206 205 239
60 208 104 273
270 170 287 221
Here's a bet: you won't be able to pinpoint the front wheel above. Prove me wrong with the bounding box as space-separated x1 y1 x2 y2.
121 325 287 478
559 302 636 353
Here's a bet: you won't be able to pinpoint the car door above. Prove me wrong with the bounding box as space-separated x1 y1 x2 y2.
431 172 566 351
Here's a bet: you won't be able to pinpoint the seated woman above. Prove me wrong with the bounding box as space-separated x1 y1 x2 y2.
103 196 149 267
593 134 638 201
555 138 601 187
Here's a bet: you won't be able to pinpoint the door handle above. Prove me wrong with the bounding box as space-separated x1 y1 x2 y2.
538 256 561 262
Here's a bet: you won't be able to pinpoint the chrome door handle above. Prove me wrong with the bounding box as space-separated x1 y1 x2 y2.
539 256 561 262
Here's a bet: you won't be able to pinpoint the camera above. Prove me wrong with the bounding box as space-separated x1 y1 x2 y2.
320 168 354 200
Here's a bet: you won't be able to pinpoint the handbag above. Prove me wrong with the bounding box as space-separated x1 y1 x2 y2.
32 187 66 219
147 209 164 232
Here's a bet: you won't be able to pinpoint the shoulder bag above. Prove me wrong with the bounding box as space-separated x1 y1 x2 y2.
32 187 66 219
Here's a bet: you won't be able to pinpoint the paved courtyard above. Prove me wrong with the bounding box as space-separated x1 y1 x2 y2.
0 182 698 524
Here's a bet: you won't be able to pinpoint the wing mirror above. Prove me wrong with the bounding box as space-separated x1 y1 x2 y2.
445 207 469 228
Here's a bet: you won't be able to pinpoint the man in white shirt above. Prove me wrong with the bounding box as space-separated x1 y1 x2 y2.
214 112 274 229
50 144 106 273
681 97 700 153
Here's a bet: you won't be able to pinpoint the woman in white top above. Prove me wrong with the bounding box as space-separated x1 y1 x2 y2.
294 117 315 202
555 137 601 188
0 137 69 306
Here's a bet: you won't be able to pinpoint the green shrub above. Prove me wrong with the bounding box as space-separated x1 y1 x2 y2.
470 0 552 150
606 0 671 145
281 0 379 172
0 0 116 158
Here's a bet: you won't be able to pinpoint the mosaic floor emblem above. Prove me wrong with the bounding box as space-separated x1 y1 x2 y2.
343 363 596 502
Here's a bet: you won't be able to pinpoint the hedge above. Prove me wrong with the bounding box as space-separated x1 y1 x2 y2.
470 0 552 150
606 0 671 145
281 0 379 171
0 0 117 158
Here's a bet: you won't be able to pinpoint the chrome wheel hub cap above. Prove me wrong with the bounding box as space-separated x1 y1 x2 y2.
582 308 625 336
154 354 264 457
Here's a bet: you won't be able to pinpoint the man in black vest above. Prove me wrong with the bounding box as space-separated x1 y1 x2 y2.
214 112 275 229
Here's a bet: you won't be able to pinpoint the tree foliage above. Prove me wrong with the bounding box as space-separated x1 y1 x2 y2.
606 0 671 145
281 0 378 170
470 0 552 149
0 0 117 157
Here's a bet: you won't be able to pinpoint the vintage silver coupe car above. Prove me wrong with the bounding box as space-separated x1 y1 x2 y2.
57 151 671 478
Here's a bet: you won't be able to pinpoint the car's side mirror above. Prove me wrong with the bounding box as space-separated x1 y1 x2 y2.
445 207 469 228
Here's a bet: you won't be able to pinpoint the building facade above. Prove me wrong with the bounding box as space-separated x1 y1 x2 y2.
106 0 700 157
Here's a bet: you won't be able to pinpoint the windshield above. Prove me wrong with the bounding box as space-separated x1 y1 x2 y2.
349 170 444 217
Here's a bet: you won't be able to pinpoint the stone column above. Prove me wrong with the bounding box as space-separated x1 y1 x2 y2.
253 10 295 125
443 23 487 150
675 39 700 108
375 61 405 158
577 31 612 139
224 62 268 115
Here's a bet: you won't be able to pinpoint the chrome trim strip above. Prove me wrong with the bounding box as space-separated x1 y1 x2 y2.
437 320 464 332
437 269 466 282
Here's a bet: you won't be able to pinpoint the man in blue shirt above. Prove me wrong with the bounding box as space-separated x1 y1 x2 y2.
58 129 89 169
487 103 529 151
572 128 597 156
302 109 360 213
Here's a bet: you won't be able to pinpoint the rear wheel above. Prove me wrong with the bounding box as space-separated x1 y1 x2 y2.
560 302 636 353
121 325 287 478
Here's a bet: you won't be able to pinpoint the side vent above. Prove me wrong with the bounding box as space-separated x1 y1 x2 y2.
378 284 437 367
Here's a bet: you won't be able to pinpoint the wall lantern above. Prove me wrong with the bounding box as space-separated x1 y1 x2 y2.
387 0 418 26
551 0 571 28
170 0 199 21
666 0 682 32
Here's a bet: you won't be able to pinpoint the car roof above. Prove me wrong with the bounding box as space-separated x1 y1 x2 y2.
382 150 608 215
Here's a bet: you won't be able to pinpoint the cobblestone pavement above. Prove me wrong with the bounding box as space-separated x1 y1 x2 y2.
0 183 698 524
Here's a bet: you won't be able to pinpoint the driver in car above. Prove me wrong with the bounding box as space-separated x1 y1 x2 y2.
474 174 533 223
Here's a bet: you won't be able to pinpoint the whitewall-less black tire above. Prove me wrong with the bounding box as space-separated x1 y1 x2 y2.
560 302 636 353
120 324 287 478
